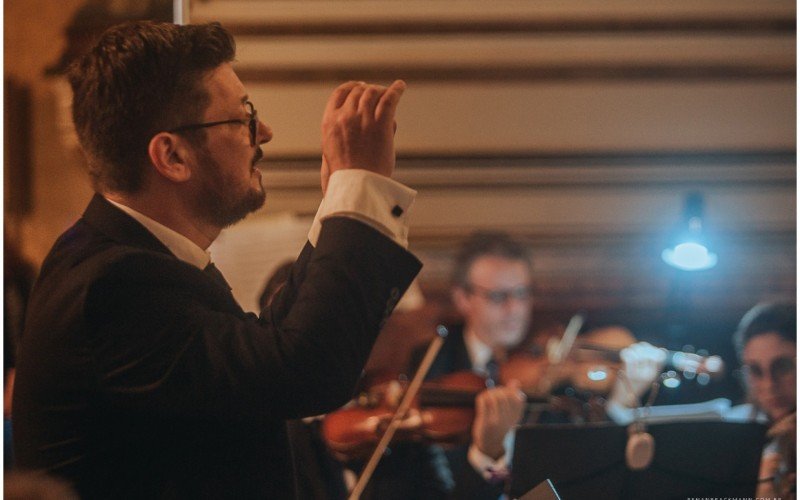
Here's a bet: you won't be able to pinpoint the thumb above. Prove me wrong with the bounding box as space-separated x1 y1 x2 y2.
506 379 526 401
375 79 407 124
320 155 330 195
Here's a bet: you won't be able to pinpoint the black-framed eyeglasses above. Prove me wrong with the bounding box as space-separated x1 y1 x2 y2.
168 101 258 146
742 356 796 382
464 283 534 305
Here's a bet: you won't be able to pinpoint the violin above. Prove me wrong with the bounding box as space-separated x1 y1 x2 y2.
502 319 725 398
322 369 593 460
323 318 726 461
322 370 518 460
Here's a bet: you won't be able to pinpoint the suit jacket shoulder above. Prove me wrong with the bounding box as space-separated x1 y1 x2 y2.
13 194 422 499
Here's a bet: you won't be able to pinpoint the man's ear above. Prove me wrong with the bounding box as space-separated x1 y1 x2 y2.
147 132 193 183
452 287 471 316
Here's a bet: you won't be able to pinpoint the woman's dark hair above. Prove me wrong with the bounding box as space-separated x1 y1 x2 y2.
733 301 796 358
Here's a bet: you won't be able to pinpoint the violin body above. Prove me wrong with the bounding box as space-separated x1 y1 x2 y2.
322 371 489 460
502 326 635 397
504 325 724 398
322 324 726 459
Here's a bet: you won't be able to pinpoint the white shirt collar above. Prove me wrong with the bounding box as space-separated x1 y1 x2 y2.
464 326 494 374
105 198 211 270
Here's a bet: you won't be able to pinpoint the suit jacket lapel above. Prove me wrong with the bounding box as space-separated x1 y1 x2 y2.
81 194 242 311
451 326 474 372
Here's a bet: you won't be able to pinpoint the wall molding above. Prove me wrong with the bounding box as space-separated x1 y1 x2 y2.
237 64 793 83
220 19 794 37
259 149 795 190
192 0 795 37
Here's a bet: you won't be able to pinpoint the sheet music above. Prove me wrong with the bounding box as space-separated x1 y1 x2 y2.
612 397 735 425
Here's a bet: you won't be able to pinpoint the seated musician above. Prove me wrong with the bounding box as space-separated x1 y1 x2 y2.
341 232 669 499
352 231 529 499
728 302 795 497
611 301 796 498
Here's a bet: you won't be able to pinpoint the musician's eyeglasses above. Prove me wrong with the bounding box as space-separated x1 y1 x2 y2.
464 283 534 305
168 101 258 147
743 356 796 382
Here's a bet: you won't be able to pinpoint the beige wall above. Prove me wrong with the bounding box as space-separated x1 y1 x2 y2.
191 0 796 322
4 1 795 338
5 0 93 265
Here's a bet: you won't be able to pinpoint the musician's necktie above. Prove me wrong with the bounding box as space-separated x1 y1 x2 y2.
485 358 500 388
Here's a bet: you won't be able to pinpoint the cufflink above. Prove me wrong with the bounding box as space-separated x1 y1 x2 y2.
391 205 404 217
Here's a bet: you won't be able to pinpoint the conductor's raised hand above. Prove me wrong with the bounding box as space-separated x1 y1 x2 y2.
320 80 406 194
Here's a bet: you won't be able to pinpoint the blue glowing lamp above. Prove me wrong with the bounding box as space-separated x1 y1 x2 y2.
661 193 718 271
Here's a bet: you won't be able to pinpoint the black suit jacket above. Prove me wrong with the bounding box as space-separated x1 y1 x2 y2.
13 194 421 499
359 326 505 500
423 326 507 500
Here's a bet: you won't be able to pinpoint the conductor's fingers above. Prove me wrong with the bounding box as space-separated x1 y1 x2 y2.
325 81 363 115
343 83 367 111
374 80 407 124
358 85 385 115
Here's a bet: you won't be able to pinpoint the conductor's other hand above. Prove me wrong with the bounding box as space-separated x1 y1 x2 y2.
472 380 526 460
320 80 406 194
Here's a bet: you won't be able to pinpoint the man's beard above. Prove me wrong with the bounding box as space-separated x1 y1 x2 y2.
192 146 266 228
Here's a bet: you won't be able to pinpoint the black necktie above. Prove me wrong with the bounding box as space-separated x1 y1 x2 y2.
203 262 232 290
485 358 500 388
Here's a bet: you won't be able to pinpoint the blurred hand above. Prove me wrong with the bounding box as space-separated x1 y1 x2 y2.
756 452 780 497
320 80 406 194
472 380 526 460
610 342 667 407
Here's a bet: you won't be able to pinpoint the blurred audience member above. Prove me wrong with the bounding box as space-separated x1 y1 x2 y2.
5 471 79 500
258 261 348 500
4 237 35 469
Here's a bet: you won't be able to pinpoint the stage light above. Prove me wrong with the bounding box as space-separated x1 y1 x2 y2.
661 193 717 271
587 368 608 381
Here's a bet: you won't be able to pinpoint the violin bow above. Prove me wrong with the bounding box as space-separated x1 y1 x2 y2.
348 325 449 500
536 313 586 394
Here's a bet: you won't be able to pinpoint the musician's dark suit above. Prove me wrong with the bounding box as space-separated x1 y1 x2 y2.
13 194 421 499
425 325 507 500
359 325 506 500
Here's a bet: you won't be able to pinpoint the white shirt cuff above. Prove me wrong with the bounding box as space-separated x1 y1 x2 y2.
467 443 508 481
308 169 416 248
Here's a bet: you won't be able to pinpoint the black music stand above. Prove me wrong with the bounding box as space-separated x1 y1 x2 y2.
516 479 562 500
509 420 766 500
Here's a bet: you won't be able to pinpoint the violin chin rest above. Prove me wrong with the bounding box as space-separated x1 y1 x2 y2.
625 429 655 471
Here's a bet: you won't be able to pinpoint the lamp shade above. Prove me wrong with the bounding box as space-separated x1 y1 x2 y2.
661 193 717 271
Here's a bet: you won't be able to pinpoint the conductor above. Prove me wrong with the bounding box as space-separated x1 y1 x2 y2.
12 21 420 499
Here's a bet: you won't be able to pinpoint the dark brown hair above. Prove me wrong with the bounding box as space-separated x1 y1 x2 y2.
450 231 533 288
68 21 235 193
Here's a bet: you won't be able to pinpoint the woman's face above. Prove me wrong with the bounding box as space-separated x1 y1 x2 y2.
742 332 796 421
